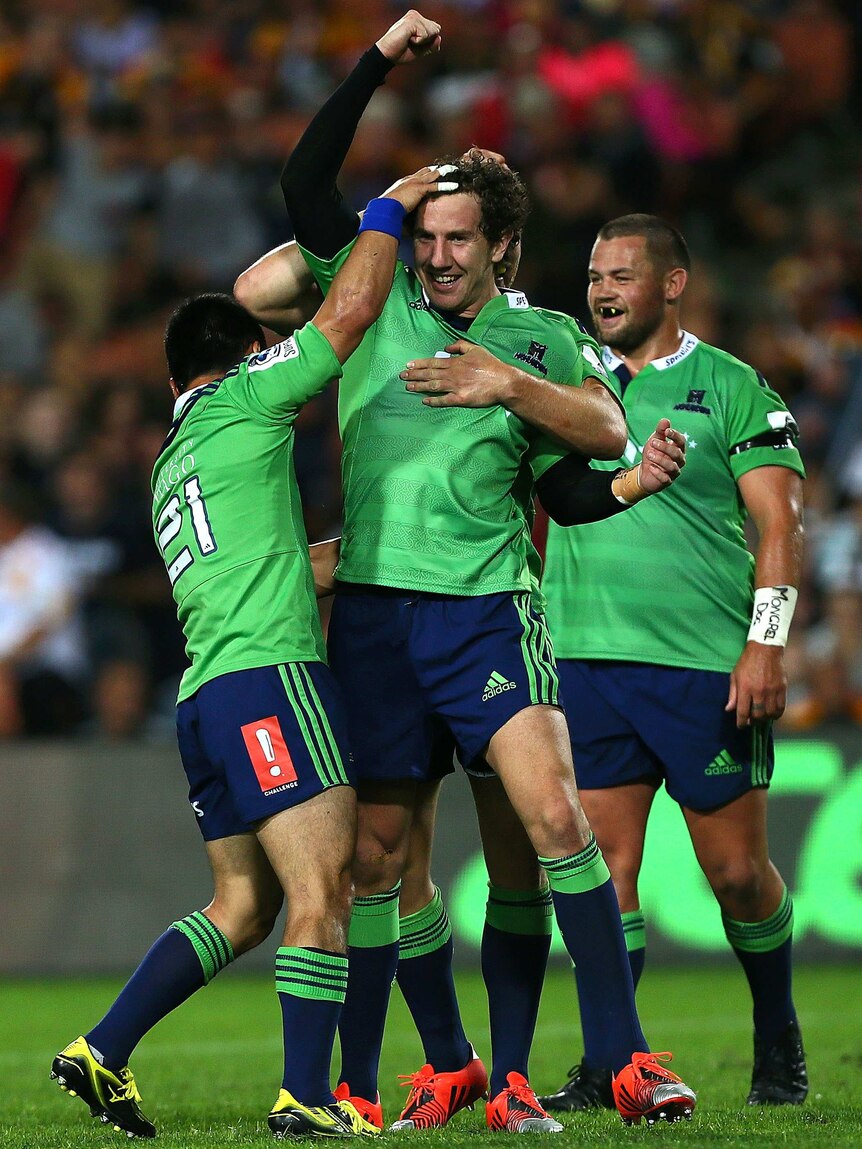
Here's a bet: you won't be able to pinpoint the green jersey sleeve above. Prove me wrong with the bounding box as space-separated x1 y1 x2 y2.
225 321 343 422
299 240 353 294
723 366 806 481
525 331 625 482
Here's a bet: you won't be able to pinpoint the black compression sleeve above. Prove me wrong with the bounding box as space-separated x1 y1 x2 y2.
535 453 628 526
281 47 394 258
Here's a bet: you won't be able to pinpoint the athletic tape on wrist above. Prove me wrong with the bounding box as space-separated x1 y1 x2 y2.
747 586 798 647
358 197 407 239
612 465 647 506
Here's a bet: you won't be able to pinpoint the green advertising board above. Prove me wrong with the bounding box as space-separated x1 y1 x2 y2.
445 736 862 960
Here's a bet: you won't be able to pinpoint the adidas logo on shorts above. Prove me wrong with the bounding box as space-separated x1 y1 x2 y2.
704 749 743 776
483 671 517 701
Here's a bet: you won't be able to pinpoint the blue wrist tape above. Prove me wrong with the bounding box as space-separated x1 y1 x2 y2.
358 198 406 239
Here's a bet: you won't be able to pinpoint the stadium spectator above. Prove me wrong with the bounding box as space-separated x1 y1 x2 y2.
0 480 88 736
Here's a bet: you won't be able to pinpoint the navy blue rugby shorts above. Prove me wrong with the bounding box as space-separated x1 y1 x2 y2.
328 587 559 781
176 662 354 841
558 659 773 812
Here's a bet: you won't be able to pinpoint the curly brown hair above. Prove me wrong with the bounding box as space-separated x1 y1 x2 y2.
406 152 530 246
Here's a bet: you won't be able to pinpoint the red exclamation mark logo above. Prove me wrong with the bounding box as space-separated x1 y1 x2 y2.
241 716 298 791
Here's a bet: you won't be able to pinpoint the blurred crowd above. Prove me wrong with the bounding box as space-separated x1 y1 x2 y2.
1 0 861 738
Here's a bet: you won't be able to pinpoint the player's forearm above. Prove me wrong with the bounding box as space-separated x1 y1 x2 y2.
537 455 628 526
280 47 392 258
234 242 320 335
753 517 804 591
502 370 627 459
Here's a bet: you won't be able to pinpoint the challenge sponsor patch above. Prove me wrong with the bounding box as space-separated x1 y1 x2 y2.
241 716 298 791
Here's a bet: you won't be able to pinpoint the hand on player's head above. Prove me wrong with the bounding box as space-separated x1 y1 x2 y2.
461 146 509 170
377 10 442 65
637 417 687 493
380 164 460 213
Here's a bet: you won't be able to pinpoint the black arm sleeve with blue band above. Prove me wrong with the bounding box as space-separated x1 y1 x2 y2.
280 47 393 259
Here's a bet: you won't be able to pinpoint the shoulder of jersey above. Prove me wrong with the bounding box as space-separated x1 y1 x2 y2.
689 339 763 388
522 305 596 344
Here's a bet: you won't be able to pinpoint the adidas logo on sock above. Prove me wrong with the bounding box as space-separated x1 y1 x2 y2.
483 671 517 701
704 749 743 776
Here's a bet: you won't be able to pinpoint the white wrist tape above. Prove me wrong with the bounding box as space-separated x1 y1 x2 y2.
747 586 798 647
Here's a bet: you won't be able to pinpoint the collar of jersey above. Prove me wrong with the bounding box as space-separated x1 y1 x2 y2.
417 283 531 327
601 330 699 375
172 380 215 419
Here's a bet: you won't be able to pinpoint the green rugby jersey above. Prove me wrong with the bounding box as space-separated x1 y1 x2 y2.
543 334 805 672
151 322 342 701
301 240 615 596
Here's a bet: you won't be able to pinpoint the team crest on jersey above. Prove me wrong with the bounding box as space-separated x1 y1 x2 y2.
673 389 711 414
248 338 300 372
515 341 549 375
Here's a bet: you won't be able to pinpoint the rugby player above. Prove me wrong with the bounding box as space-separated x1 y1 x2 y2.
528 215 807 1112
50 159 453 1141
235 10 695 1132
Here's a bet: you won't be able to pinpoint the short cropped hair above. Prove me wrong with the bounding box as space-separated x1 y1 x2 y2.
165 293 265 392
597 214 691 274
409 152 530 246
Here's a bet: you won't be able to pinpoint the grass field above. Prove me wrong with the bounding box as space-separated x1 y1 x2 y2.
2 965 860 1148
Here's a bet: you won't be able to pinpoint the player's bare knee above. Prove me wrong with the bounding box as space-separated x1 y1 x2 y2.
206 889 282 955
521 799 591 858
707 858 766 915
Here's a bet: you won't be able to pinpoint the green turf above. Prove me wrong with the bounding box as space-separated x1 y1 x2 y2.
1 965 860 1147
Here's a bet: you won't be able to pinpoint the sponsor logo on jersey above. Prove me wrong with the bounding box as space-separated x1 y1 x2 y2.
704 749 743 776
652 331 699 370
247 338 300 373
482 670 517 701
504 290 529 309
409 297 430 311
673 389 711 414
514 341 549 376
241 715 298 792
191 801 204 818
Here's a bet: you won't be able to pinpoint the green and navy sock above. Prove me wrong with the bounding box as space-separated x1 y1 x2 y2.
622 909 647 989
723 886 797 1042
87 911 234 1071
483 883 553 1097
542 837 647 1073
276 947 348 1104
395 888 471 1072
337 884 400 1100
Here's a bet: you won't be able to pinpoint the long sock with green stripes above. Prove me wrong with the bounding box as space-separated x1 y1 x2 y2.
276 947 348 1103
542 837 647 1073
86 911 234 1072
622 909 646 988
723 886 797 1042
395 888 471 1072
482 883 554 1096
337 885 400 1100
